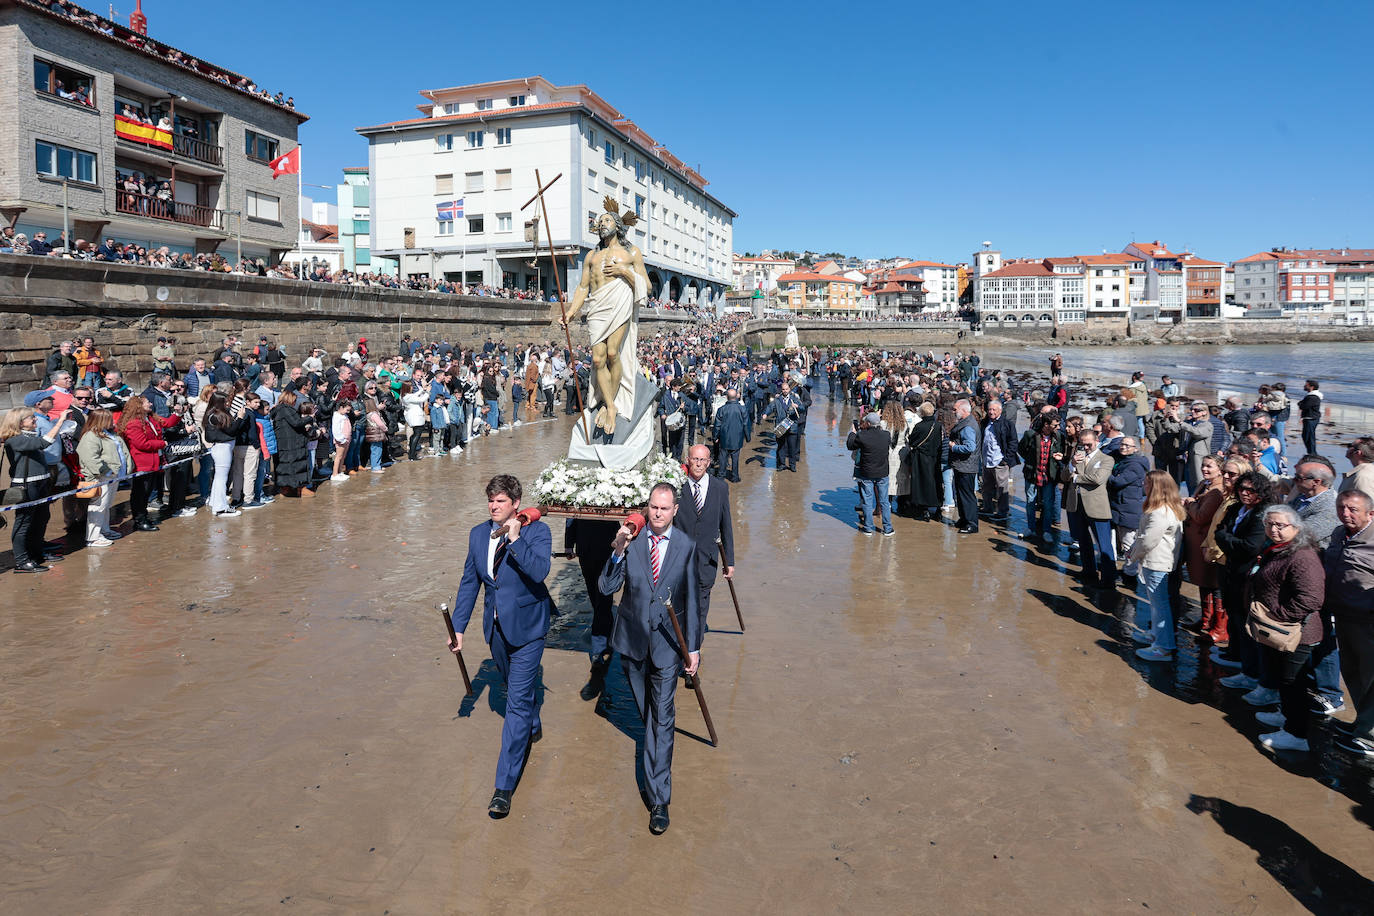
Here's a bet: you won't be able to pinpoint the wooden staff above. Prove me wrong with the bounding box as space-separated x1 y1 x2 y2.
664 596 718 747
717 538 744 631
521 169 591 443
438 603 474 698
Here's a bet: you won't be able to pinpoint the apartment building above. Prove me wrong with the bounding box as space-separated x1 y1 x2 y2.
357 76 735 304
774 270 862 315
731 254 795 293
0 0 305 260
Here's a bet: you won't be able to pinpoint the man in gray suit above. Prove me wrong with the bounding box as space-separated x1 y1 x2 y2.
599 483 701 836
1063 427 1116 588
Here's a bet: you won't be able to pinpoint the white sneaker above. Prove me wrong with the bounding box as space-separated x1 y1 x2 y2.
371 467 385 474
1255 710 1286 728
449 446 464 455
176 507 198 518
1259 729 1309 752
1219 673 1259 690
1242 686 1280 707
330 473 349 481
215 509 242 518
87 537 114 548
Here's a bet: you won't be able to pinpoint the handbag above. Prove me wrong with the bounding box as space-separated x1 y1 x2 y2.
1246 600 1304 653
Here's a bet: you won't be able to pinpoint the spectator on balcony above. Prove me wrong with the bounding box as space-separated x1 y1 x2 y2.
28 232 53 256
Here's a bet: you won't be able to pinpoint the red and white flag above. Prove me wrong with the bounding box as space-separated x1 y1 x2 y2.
269 146 300 179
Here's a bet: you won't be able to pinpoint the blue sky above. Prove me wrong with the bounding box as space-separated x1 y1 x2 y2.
142 0 1373 264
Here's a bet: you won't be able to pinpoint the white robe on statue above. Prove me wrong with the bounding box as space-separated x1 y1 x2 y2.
583 267 645 426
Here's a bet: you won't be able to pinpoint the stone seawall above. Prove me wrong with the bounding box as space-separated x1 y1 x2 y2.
734 320 971 351
0 255 694 407
979 319 1374 348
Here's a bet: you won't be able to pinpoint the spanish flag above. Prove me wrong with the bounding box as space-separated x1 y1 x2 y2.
115 114 173 151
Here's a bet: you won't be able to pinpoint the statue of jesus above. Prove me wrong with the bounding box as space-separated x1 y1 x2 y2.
563 196 649 437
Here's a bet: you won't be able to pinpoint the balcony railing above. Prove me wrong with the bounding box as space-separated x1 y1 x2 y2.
116 190 223 230
173 134 223 166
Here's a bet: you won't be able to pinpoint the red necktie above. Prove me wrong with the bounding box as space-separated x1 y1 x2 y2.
650 534 663 585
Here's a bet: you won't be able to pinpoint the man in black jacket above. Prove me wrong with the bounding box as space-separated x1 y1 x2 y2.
847 412 894 536
1298 379 1323 457
980 399 1021 522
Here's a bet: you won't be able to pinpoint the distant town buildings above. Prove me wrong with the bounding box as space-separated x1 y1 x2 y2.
358 76 735 303
731 254 795 294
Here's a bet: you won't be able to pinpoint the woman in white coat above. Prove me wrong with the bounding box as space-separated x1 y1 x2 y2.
1129 469 1186 661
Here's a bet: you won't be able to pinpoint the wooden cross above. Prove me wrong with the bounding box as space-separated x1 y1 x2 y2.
521 170 591 442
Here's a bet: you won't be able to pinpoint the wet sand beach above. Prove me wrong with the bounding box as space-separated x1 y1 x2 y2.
2 401 1373 913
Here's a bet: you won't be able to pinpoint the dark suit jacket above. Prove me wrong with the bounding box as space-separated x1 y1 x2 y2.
598 528 701 661
714 401 750 450
452 519 555 647
673 474 734 585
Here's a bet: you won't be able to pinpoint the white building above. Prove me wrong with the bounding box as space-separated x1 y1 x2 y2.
897 260 960 312
731 254 795 293
358 76 735 304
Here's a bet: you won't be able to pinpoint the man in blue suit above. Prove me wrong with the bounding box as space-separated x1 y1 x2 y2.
598 483 701 836
448 474 555 819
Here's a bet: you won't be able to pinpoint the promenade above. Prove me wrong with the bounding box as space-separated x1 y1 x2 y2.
2 403 1371 912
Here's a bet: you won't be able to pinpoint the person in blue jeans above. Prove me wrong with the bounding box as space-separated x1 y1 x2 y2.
1017 413 1065 541
847 411 894 536
1128 471 1186 661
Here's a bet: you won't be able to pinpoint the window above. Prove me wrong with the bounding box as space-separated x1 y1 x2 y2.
437 219 454 237
588 128 597 149
588 210 596 228
442 103 459 115
435 133 454 151
476 98 493 111
465 171 484 192
495 127 511 146
435 174 453 195
634 194 645 218
245 130 279 162
509 95 526 107
603 178 617 194
246 189 280 222
35 140 96 183
466 130 483 149
467 216 484 234
587 169 597 195
635 159 646 182
493 169 512 190
496 213 512 233
604 140 615 165
34 58 95 106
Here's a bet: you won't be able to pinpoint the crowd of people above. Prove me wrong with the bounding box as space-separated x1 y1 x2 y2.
809 347 1374 765
28 0 295 109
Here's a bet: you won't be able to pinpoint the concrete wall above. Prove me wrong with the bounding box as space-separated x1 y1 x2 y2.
0 255 693 407
733 319 971 351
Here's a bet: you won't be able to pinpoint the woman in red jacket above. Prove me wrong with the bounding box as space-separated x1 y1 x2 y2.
117 396 178 532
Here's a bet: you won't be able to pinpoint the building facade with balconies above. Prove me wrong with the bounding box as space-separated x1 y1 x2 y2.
358 77 734 305
0 0 305 260
774 271 861 316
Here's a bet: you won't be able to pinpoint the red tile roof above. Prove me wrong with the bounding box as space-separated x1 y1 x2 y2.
981 263 1053 278
1182 257 1224 266
898 259 957 270
1078 253 1138 266
777 272 861 285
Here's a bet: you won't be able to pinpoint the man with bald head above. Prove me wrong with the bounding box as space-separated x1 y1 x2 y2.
673 444 736 628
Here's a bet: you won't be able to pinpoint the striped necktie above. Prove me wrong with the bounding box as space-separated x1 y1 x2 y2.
650 534 664 585
693 480 705 513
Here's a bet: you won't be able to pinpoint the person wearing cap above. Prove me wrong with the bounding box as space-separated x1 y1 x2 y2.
151 336 176 379
763 380 803 472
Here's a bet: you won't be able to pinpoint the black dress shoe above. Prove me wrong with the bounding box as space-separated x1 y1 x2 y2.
529 726 542 744
488 789 512 818
43 553 65 562
135 522 160 532
13 561 50 573
648 803 669 835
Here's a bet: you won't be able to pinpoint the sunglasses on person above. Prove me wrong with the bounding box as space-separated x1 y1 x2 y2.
1222 471 1239 479
1237 485 1257 494
1294 473 1323 482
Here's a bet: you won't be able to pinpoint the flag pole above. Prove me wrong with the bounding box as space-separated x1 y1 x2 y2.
296 145 304 279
